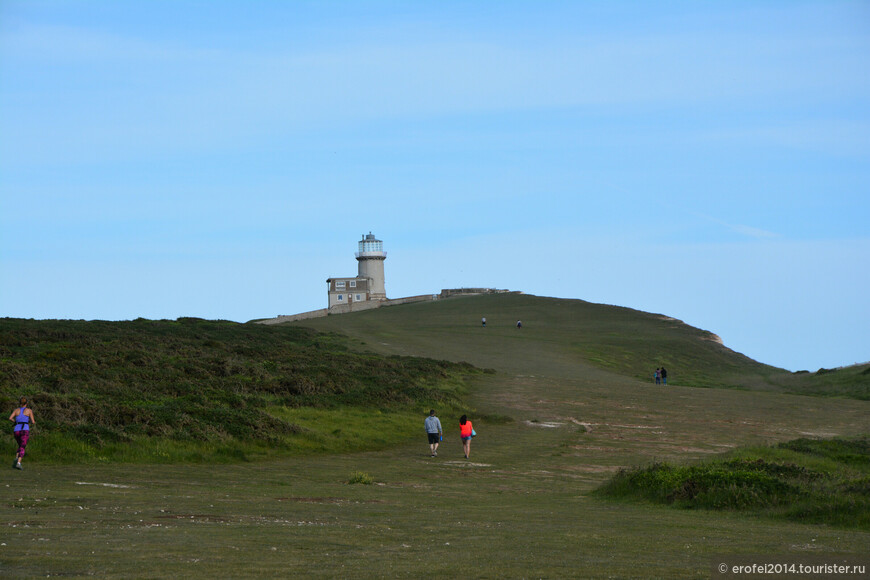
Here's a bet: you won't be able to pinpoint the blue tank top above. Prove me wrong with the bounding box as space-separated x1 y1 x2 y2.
14 408 29 431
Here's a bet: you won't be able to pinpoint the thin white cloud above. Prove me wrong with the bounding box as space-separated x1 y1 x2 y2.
726 223 780 240
702 121 870 158
693 213 780 240
0 22 216 62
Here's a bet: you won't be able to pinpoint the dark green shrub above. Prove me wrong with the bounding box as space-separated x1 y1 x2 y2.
596 437 870 529
0 318 477 455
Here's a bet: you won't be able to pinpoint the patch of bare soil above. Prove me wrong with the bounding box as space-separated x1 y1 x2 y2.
156 514 230 522
148 514 333 527
442 461 491 467
625 441 723 454
558 417 594 431
570 445 626 453
798 430 841 438
74 482 133 488
275 497 385 504
561 464 624 474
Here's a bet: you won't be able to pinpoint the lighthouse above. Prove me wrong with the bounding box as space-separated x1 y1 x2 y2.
326 232 387 310
356 232 387 300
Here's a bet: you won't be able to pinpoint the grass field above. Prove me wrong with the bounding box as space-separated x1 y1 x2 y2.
2 294 868 578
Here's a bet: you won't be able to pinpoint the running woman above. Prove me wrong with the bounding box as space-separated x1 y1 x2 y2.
9 397 35 470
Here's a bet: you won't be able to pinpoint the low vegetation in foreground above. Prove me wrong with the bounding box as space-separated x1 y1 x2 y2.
0 318 481 463
595 437 870 529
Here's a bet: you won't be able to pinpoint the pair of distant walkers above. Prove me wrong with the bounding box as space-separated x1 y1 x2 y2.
479 317 522 329
424 410 476 459
654 367 668 385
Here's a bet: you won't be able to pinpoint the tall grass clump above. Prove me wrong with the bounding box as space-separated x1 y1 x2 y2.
595 437 870 529
346 471 374 485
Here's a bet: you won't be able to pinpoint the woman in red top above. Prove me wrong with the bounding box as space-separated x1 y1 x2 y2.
459 414 473 459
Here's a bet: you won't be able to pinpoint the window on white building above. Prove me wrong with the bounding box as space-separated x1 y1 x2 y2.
349 280 356 288
336 281 346 289
337 294 344 301
355 294 362 301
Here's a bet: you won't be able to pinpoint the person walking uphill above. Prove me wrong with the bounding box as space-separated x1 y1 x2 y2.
424 410 442 457
9 397 35 470
459 414 474 459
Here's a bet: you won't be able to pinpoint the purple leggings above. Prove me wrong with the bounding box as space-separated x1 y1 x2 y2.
14 430 29 459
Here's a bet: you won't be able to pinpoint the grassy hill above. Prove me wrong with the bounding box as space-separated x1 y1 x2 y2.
286 292 868 399
3 293 864 466
2 294 869 577
0 317 480 462
770 363 870 399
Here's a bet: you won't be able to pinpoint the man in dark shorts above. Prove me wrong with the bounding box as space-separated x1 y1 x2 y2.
424 410 442 457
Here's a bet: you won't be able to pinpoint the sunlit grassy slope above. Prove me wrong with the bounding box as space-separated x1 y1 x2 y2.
3 295 868 578
0 317 479 462
289 293 865 397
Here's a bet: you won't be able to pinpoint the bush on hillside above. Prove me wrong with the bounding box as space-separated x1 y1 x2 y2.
595 437 870 530
0 318 477 451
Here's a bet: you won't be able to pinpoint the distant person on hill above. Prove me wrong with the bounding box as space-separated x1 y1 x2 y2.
459 414 474 459
654 368 661 385
424 409 442 457
9 397 35 470
516 320 522 329
481 317 486 327
660 367 668 385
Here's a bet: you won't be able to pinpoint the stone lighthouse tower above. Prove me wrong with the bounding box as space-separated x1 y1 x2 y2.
356 232 387 300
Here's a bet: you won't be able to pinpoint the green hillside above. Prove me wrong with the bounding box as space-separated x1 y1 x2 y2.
0 317 478 462
770 363 870 400
2 295 869 577
2 293 864 465
288 293 865 398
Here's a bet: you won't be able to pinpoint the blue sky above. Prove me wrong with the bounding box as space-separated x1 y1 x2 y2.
1 1 868 371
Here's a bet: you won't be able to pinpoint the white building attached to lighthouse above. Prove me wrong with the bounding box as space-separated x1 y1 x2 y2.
256 232 513 325
326 232 387 310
